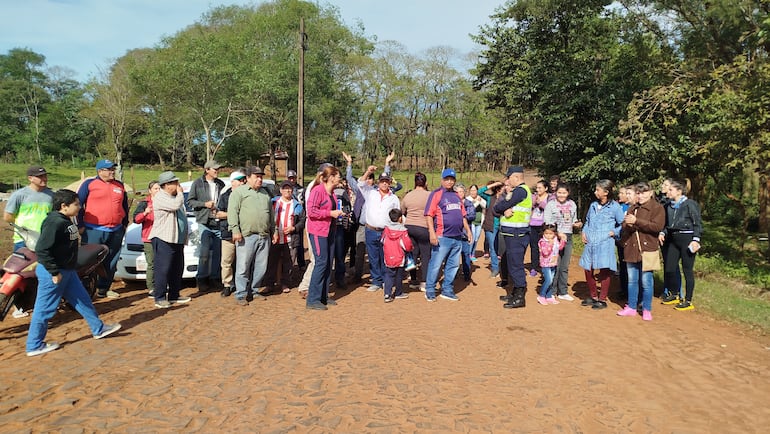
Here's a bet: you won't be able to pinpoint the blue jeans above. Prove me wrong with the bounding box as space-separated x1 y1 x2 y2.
365 227 385 287
425 236 463 298
334 227 347 284
539 266 556 298
152 238 184 301
383 266 404 297
83 227 125 292
234 234 270 300
626 262 654 311
471 224 482 256
308 233 334 305
196 226 222 282
27 265 104 352
485 229 499 273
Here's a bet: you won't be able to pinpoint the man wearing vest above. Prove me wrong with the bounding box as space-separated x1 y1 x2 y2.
493 166 532 308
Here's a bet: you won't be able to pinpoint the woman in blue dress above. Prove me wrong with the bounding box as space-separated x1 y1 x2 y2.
579 179 626 309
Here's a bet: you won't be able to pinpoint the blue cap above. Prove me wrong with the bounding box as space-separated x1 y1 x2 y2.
505 166 524 177
96 159 116 170
441 168 456 179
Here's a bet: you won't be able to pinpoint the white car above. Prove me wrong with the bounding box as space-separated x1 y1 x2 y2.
115 179 275 281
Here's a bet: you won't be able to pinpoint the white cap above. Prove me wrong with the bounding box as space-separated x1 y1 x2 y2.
229 171 246 182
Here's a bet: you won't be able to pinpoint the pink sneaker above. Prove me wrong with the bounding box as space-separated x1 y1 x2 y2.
546 297 560 305
642 310 653 321
617 305 637 317
536 296 548 305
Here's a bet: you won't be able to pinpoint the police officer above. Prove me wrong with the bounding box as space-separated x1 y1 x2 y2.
493 166 532 308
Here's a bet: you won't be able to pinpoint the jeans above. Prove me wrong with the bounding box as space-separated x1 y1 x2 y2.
298 230 316 292
471 224 482 257
196 226 222 282
365 227 385 287
383 266 404 297
485 229 499 273
152 238 184 301
333 226 347 284
425 236 463 298
554 235 573 296
626 262 654 311
234 234 270 300
308 233 333 305
27 265 104 352
83 227 125 292
540 266 556 298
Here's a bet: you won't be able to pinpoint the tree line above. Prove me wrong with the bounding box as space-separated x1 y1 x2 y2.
1 0 769 232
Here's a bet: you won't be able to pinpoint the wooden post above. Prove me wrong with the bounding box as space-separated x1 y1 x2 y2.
297 18 306 186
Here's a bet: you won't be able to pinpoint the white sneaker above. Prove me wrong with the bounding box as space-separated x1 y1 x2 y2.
94 323 122 339
27 342 60 357
170 296 192 304
366 285 381 292
557 294 574 301
12 307 29 318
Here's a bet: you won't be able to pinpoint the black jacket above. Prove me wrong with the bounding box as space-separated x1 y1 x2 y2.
188 175 225 226
36 211 80 275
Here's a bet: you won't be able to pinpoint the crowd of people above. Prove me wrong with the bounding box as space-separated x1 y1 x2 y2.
6 158 703 355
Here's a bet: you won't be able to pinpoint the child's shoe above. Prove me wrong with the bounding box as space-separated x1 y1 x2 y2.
674 300 694 311
536 296 548 305
546 297 559 305
642 310 653 321
529 269 538 277
617 305 637 317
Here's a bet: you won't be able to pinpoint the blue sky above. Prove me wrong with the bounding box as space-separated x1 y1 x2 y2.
0 0 503 81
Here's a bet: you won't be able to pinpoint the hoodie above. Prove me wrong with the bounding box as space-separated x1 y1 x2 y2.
381 221 414 268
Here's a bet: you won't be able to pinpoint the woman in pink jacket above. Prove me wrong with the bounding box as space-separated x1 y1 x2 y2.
305 165 344 310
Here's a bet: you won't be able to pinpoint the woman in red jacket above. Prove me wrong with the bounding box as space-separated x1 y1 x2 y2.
132 181 160 295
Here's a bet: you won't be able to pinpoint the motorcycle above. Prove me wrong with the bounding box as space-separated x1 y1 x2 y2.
0 224 110 321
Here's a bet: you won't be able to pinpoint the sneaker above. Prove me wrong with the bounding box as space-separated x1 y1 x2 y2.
27 342 60 357
367 285 382 292
94 323 122 339
221 286 233 297
537 296 547 305
170 296 191 304
496 280 509 288
325 299 338 306
306 302 328 310
674 301 694 311
425 294 436 302
12 307 29 318
557 294 574 301
439 293 459 302
546 297 560 305
642 310 653 321
419 283 427 292
409 282 420 289
661 292 680 305
282 286 291 293
97 290 120 299
155 300 171 309
235 298 248 306
591 300 608 310
617 305 637 317
490 271 499 278
470 256 477 262
483 253 490 258
384 295 394 303
581 298 597 306
529 269 538 277
395 293 409 299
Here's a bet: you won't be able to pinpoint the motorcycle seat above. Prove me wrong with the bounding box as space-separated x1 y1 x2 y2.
77 244 108 271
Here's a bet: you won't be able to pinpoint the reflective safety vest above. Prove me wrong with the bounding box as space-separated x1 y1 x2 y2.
499 184 532 229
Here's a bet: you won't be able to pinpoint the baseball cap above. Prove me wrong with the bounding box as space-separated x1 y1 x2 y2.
441 168 457 179
96 159 116 170
26 166 47 177
246 166 265 176
287 170 297 178
228 171 246 182
280 180 293 189
204 160 222 170
378 172 392 182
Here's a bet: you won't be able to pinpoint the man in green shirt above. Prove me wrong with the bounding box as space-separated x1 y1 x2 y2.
4 166 54 251
227 166 276 305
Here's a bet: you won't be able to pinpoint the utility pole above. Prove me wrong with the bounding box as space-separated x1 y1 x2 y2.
297 18 307 186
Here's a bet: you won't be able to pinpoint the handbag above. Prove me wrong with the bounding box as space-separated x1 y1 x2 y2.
635 230 661 272
404 252 417 271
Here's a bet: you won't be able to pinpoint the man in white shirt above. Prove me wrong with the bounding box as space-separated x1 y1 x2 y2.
358 168 401 292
